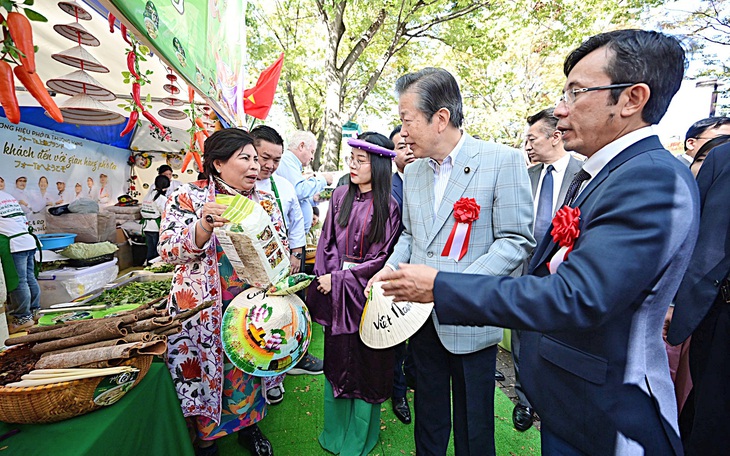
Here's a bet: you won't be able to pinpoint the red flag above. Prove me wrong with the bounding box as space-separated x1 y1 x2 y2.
243 53 284 120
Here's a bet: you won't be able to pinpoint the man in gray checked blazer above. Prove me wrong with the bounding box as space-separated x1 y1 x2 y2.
368 68 535 456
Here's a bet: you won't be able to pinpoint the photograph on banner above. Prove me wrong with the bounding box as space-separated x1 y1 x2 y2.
0 118 129 233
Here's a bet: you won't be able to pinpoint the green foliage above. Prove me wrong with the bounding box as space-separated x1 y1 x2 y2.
249 0 664 163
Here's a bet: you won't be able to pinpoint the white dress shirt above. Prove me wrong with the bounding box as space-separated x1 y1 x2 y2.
579 126 656 195
427 132 466 214
256 175 306 249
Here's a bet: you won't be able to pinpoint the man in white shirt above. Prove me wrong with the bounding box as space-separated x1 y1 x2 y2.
251 125 324 393
0 189 40 333
10 176 43 214
275 130 334 232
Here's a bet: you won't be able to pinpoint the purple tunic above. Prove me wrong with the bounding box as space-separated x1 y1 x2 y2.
307 186 401 404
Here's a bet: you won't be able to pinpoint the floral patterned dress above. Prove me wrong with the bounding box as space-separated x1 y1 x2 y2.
159 179 288 439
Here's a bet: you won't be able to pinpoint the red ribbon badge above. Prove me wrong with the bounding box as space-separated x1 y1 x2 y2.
547 206 581 273
442 197 480 261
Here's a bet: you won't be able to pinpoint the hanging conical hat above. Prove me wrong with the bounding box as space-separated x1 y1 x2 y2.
158 108 187 120
53 22 100 46
222 288 312 377
47 70 115 101
58 1 93 20
52 46 109 73
55 93 125 125
359 282 433 349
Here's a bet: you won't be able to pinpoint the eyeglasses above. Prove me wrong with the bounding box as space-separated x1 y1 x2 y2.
347 157 370 169
556 83 636 107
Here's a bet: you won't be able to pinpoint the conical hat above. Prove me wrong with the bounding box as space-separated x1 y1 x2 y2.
56 93 125 125
47 70 115 101
52 46 109 73
58 1 93 20
222 288 312 377
359 282 433 349
53 22 100 46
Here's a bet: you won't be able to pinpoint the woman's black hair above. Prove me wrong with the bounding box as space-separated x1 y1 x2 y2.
201 128 255 179
336 131 394 244
153 175 170 201
694 134 730 163
157 164 173 175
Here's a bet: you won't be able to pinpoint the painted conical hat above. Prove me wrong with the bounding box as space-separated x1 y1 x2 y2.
359 282 433 349
222 288 312 377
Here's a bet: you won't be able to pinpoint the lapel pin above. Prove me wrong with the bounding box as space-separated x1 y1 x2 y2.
464 167 471 174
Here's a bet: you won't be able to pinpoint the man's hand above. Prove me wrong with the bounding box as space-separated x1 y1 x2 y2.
317 273 332 295
380 263 438 304
663 306 674 342
365 266 393 297
289 254 301 274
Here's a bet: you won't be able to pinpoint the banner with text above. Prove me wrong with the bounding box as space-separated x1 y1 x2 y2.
0 118 130 233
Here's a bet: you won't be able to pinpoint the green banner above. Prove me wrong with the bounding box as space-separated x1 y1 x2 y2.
111 0 246 125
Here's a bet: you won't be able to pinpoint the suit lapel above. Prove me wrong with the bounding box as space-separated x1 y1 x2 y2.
528 164 541 198
530 136 665 273
414 160 436 231
556 157 582 211
428 138 479 244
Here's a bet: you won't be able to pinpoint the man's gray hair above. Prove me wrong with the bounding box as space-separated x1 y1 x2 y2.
394 67 464 128
287 130 316 152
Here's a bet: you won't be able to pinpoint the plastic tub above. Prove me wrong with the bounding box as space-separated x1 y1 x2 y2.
36 233 77 250
37 258 119 308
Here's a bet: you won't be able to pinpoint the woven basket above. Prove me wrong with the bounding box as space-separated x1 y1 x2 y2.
0 345 153 424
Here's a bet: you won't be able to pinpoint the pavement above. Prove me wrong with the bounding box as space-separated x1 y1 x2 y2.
496 346 541 431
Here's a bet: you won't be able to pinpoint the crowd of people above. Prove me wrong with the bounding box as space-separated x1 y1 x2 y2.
4 26 727 456
150 28 730 456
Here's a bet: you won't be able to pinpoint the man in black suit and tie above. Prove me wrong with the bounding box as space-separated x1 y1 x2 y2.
667 142 730 455
511 108 582 431
388 125 416 424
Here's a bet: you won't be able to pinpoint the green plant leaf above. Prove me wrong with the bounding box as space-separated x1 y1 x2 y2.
122 71 131 78
23 0 34 5
139 45 150 55
146 93 151 103
0 0 13 11
23 8 47 22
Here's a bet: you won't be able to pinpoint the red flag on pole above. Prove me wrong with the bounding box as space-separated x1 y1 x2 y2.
243 53 284 120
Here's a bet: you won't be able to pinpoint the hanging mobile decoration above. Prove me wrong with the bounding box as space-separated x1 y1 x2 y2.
181 85 207 172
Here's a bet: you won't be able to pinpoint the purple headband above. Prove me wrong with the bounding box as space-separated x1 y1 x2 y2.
347 138 396 158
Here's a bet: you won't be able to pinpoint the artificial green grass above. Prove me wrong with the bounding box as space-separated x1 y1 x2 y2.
219 323 541 455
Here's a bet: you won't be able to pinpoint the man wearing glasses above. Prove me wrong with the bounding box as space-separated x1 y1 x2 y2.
678 116 730 167
382 30 697 455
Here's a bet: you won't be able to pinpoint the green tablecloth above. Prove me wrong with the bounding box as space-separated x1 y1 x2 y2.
0 363 194 456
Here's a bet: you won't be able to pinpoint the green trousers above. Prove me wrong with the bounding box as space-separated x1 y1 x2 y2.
319 380 381 456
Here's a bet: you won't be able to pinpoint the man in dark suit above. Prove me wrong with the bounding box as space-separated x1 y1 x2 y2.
381 30 697 455
667 143 730 455
510 108 583 432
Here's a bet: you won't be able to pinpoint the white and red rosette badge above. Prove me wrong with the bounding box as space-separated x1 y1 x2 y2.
547 206 581 274
442 197 480 261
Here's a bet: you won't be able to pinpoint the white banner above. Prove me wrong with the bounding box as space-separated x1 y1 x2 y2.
0 118 130 233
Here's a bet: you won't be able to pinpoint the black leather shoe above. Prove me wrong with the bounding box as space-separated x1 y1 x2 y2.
392 396 412 424
512 404 534 432
495 370 506 381
238 424 273 456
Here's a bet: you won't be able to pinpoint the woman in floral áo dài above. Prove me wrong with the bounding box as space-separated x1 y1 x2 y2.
159 129 288 456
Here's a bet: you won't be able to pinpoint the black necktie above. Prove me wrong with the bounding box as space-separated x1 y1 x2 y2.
561 169 591 207
534 164 554 242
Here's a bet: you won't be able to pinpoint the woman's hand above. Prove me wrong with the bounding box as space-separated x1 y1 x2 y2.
200 202 230 230
317 274 332 295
